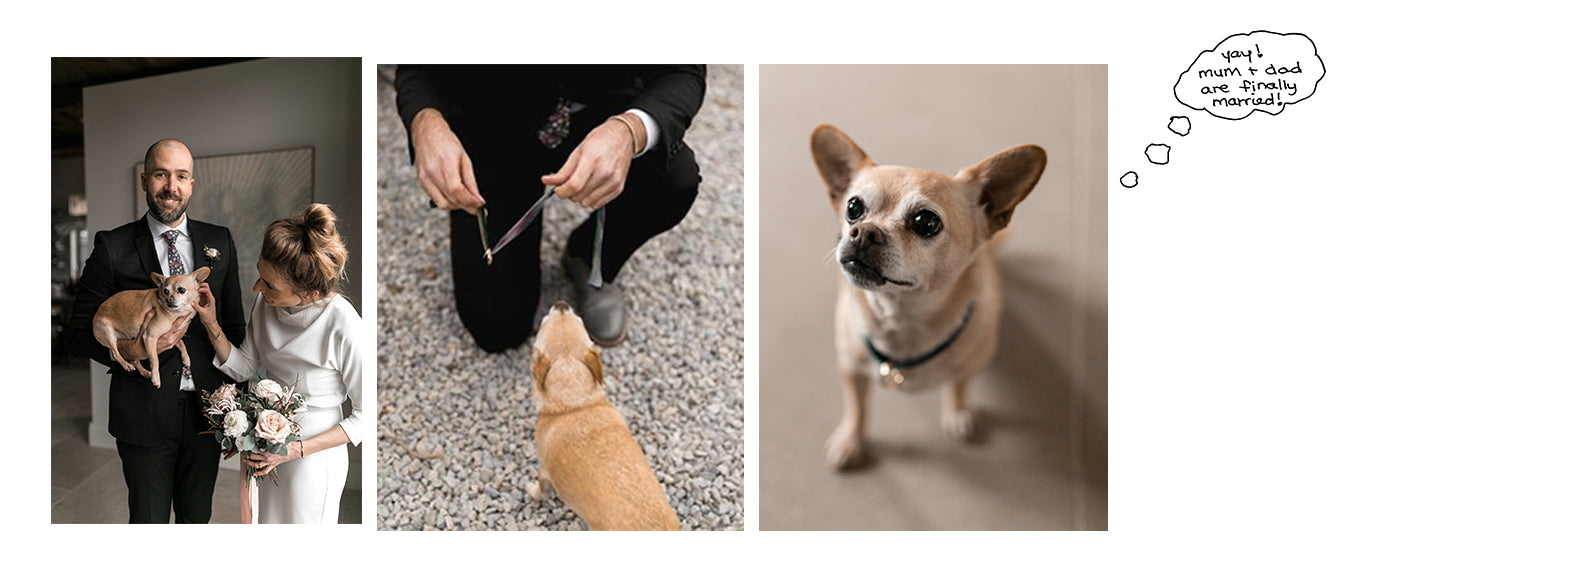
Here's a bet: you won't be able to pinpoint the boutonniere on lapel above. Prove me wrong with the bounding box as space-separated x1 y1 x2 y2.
203 245 221 266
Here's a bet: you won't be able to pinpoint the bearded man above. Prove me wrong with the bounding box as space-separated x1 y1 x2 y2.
64 138 247 523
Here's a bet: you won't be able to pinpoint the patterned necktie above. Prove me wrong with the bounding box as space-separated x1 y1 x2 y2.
161 230 191 382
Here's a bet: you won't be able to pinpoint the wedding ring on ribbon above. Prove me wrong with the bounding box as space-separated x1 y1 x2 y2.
483 184 608 288
476 207 492 265
484 185 554 263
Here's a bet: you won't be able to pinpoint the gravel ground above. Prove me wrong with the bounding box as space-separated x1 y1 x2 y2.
375 65 743 531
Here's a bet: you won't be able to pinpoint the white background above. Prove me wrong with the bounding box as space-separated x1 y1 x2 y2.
11 1 1582 573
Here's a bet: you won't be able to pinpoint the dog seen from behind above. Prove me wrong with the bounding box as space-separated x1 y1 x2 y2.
528 301 680 530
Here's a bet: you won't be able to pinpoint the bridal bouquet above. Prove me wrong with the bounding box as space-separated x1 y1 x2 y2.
200 377 306 470
199 375 304 523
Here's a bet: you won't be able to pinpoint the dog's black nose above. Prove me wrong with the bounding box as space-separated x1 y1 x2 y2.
848 222 885 247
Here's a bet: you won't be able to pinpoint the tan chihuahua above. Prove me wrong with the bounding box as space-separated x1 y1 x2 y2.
811 125 1046 470
91 267 210 389
528 301 679 530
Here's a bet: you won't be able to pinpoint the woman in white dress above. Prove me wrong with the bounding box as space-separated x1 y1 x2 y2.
193 203 363 524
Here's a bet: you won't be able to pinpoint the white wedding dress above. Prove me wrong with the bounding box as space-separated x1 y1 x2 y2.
215 293 364 524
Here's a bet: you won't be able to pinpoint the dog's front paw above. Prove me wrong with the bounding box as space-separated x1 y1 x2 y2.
528 476 556 503
825 425 867 470
942 408 977 442
526 479 543 502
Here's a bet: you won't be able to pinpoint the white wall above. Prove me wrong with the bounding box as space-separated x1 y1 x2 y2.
82 58 362 485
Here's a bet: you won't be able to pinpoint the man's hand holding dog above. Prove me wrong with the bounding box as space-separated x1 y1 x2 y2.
114 310 189 360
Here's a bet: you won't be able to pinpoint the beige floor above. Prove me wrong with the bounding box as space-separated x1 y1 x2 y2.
758 65 1108 530
50 360 359 524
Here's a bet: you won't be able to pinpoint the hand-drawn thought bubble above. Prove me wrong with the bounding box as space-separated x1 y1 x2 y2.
1120 171 1138 188
1168 116 1191 136
1174 31 1325 120
1119 31 1324 190
1145 144 1171 165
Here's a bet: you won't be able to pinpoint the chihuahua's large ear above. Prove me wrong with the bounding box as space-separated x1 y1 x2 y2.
192 266 211 283
958 144 1047 234
530 349 550 394
811 124 875 204
581 348 604 385
149 272 166 287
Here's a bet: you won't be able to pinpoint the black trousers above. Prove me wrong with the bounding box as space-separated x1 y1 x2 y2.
115 391 221 523
447 114 701 353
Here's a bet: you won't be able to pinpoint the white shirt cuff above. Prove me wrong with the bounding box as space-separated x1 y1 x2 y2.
626 108 660 157
339 411 364 446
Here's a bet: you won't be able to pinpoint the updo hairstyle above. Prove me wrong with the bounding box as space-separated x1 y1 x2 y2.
260 203 347 299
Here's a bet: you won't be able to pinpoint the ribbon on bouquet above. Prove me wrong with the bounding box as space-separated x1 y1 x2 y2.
239 467 256 524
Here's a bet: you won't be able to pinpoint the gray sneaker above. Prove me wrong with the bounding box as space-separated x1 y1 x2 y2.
563 254 628 346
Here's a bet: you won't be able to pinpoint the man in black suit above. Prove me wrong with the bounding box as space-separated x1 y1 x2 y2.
64 139 246 523
396 65 705 351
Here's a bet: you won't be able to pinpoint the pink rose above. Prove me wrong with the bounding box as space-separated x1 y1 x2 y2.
254 410 292 443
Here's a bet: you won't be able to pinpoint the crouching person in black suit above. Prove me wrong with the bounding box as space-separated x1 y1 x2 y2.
396 65 705 350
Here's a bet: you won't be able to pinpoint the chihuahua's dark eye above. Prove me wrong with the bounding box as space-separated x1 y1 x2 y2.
909 210 943 238
845 196 865 223
177 286 186 294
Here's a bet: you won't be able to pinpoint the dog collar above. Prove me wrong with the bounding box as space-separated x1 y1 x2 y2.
863 302 975 389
